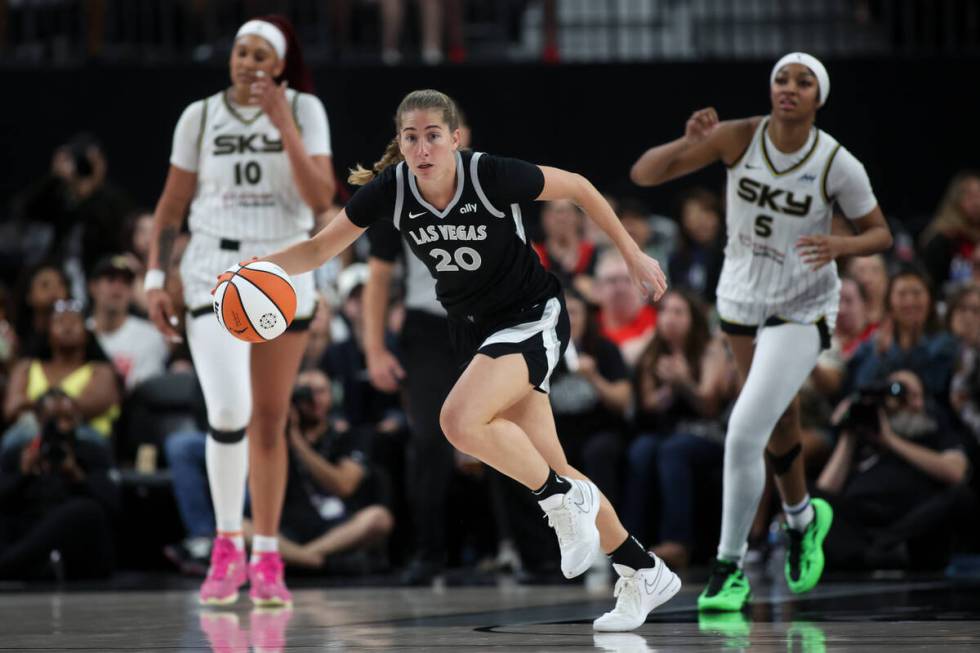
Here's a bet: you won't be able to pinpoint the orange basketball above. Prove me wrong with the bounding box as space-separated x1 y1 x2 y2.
212 261 297 343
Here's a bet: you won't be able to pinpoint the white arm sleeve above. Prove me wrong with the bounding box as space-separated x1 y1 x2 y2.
295 93 332 157
169 100 205 173
826 146 878 219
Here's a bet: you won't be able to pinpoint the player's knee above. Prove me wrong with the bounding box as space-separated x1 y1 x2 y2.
439 402 477 453
249 403 288 446
765 442 802 476
207 404 249 435
365 506 394 538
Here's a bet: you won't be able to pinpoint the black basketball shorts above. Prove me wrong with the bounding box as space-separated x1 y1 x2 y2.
448 295 571 394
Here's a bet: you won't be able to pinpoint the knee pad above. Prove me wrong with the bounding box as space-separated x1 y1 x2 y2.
765 442 802 476
209 427 247 444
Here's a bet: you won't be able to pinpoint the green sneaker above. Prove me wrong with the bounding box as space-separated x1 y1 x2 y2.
697 559 751 611
784 497 834 594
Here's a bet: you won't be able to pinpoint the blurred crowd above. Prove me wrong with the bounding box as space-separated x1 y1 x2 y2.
0 131 978 584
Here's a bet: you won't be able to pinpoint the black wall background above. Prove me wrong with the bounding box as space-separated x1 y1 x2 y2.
2 58 978 230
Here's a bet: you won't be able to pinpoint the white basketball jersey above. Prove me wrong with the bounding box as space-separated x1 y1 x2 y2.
717 119 843 323
187 90 314 241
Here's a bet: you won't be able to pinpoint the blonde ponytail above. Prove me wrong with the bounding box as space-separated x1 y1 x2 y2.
348 137 404 186
347 89 460 186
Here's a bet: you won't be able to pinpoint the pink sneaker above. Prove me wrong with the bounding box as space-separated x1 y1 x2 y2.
199 537 248 606
249 552 293 608
250 607 293 652
198 611 249 653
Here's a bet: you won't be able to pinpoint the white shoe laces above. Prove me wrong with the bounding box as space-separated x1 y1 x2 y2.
545 502 576 547
612 574 643 616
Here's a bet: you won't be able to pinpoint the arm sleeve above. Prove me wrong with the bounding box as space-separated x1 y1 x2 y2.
295 93 332 157
826 147 878 219
169 100 205 173
344 168 396 229
368 219 403 262
477 154 546 205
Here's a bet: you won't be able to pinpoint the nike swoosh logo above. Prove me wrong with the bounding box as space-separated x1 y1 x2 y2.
408 211 427 219
745 163 758 169
232 326 247 334
571 483 594 514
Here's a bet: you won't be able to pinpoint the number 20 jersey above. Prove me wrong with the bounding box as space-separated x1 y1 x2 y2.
717 119 847 325
346 150 558 321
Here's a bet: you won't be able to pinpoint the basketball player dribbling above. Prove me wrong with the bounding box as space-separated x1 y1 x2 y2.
259 89 680 631
631 52 893 610
145 16 335 607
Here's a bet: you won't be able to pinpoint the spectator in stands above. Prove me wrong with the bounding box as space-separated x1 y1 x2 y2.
3 299 119 446
329 0 464 64
321 264 403 433
12 263 70 357
846 265 958 403
622 290 735 567
594 249 656 367
123 210 155 314
0 389 119 580
818 369 969 570
619 198 676 272
844 254 889 328
547 290 630 506
810 277 878 401
0 285 17 380
301 294 333 371
245 369 393 569
667 188 725 304
11 133 132 279
88 255 169 391
532 199 598 302
920 171 980 292
949 283 980 446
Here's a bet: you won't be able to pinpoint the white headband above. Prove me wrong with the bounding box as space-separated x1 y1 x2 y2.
235 20 287 60
770 52 830 106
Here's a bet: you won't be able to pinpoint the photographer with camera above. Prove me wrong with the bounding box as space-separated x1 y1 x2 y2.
242 369 393 570
817 369 970 570
0 389 119 580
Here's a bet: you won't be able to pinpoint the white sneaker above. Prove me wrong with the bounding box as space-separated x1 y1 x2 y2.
592 558 681 632
537 477 601 579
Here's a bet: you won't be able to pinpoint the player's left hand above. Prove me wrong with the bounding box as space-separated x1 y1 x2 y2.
249 71 291 128
627 251 667 301
796 234 846 270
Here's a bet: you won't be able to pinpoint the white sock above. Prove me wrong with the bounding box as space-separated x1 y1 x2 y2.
205 434 249 550
251 535 278 562
717 322 821 565
783 495 815 532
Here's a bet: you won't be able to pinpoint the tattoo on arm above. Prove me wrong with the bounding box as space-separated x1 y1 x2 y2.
158 226 178 272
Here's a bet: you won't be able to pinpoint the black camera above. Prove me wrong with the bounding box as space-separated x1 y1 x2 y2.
38 418 74 467
291 385 314 408
839 380 906 435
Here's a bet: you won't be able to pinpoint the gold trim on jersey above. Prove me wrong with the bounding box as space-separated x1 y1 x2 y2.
759 119 821 177
195 97 209 152
820 144 842 204
222 89 265 125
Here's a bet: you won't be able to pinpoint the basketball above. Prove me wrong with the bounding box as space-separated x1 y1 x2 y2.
212 260 297 343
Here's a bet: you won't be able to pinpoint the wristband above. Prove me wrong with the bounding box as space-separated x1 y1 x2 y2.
144 269 166 290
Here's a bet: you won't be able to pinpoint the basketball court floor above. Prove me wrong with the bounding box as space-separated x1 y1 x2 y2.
2 569 978 651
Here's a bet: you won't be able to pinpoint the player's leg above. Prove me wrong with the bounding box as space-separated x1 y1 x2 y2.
501 388 681 631
185 312 251 605
700 323 821 611
245 328 307 608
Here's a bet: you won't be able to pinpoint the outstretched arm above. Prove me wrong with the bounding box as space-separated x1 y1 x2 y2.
537 166 667 300
630 110 760 187
264 209 365 276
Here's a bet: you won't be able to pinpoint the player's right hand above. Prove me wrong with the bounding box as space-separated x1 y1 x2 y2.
147 288 182 343
628 252 668 302
367 347 405 393
685 107 720 144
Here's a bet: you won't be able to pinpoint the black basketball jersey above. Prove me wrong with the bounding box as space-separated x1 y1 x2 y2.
346 150 559 320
